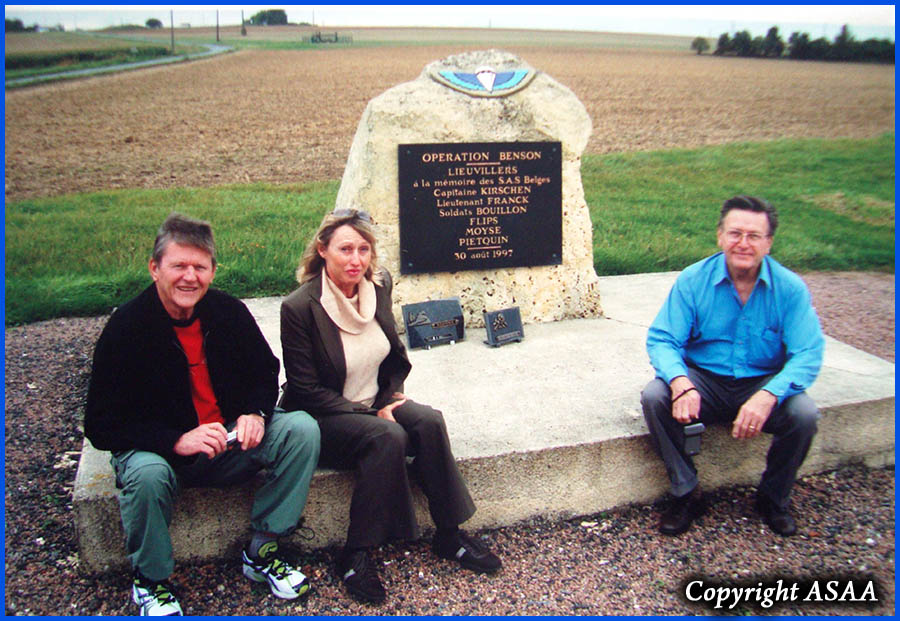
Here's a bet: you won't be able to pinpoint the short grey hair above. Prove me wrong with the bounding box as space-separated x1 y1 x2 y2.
151 213 216 266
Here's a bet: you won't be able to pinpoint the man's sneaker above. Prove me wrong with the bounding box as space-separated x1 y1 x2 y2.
132 571 183 616
242 541 310 600
338 549 386 604
432 529 502 574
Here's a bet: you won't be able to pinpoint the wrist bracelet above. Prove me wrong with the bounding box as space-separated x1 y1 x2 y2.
672 387 697 403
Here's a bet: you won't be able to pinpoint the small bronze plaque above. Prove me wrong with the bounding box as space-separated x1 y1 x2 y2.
398 141 562 274
402 298 465 350
483 307 524 347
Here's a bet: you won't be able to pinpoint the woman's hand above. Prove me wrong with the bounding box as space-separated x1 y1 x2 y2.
376 393 407 423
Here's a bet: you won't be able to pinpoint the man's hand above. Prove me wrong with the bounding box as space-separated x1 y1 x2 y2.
732 390 777 439
234 413 266 451
669 377 700 424
376 393 407 423
173 423 228 458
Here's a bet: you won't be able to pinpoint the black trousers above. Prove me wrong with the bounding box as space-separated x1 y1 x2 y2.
316 399 476 549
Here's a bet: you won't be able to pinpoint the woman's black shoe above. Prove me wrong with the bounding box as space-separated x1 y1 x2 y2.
338 549 386 604
432 529 502 573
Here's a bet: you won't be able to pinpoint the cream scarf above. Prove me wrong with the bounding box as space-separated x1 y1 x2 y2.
320 269 390 407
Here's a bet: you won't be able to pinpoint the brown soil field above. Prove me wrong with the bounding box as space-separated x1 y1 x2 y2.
4 44 894 201
4 31 158 53
62 25 699 50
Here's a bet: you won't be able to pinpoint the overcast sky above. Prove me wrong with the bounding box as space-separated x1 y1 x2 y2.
5 4 896 40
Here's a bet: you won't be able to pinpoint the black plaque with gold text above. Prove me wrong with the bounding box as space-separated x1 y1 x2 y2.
398 142 562 274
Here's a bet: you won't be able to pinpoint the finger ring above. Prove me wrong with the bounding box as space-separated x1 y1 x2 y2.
749 426 756 430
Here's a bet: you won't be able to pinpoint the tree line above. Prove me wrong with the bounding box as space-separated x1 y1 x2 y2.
5 18 61 32
691 25 894 63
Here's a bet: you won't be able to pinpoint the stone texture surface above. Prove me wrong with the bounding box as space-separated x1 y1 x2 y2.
334 49 602 329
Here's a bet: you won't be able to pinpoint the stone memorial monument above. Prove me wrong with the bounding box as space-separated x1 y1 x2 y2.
334 49 602 328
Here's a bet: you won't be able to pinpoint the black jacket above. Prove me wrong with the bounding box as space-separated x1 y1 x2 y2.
84 284 279 466
278 269 412 417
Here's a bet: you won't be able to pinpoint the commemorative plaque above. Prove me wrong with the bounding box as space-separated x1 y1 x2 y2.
398 142 562 274
483 307 524 347
401 298 465 350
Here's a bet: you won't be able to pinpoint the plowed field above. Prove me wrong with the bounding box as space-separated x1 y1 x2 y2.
4 44 894 201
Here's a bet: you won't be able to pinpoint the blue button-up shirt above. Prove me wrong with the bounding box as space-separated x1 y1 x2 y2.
646 253 825 404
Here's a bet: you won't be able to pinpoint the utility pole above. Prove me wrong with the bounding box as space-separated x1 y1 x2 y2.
216 9 219 42
241 9 247 36
170 10 175 54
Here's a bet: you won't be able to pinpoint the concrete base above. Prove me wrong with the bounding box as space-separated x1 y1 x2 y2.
73 272 895 575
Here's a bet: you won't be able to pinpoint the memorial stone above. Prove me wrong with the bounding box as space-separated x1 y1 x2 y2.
334 49 602 329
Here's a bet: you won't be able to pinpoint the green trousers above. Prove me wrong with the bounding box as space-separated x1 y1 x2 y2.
111 410 320 581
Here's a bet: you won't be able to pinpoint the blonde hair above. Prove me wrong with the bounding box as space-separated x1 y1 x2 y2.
296 209 382 285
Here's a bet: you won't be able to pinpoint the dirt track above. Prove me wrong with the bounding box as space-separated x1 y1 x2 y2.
4 46 894 201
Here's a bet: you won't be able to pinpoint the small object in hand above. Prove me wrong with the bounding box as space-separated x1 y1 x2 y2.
683 421 705 456
227 429 238 447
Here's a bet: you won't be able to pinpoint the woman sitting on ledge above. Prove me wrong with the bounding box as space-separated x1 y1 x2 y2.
278 208 502 604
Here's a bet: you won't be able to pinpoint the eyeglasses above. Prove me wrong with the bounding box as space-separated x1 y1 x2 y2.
331 208 372 223
723 229 769 244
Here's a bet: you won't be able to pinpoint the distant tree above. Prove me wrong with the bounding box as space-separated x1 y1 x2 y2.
732 30 754 56
763 26 785 57
788 31 812 59
831 24 854 61
808 37 831 60
146 18 163 29
5 18 25 32
249 9 288 26
858 38 895 63
751 35 767 56
690 36 710 55
714 32 732 55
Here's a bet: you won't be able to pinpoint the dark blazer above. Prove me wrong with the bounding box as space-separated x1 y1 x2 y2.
279 269 412 418
84 284 279 466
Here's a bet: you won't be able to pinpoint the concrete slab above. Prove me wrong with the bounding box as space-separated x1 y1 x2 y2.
74 272 895 574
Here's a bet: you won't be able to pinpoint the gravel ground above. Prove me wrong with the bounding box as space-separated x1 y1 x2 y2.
4 271 894 616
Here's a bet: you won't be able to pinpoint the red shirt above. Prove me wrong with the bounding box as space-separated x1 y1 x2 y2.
173 317 225 426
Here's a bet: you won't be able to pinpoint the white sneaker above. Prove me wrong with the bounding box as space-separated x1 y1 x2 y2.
242 542 310 600
132 572 183 616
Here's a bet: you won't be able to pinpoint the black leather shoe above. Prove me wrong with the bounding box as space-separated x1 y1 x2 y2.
338 549 386 604
755 494 797 536
433 529 502 574
659 487 705 536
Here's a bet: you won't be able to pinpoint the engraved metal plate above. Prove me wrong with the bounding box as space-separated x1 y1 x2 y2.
483 307 524 347
402 298 465 350
398 141 562 274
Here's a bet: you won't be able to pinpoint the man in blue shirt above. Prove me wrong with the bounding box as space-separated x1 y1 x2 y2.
642 195 824 537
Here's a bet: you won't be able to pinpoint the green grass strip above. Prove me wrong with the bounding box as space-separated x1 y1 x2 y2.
584 134 894 274
4 135 893 325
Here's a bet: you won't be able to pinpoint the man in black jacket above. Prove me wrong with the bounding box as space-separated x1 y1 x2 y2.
85 213 320 615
